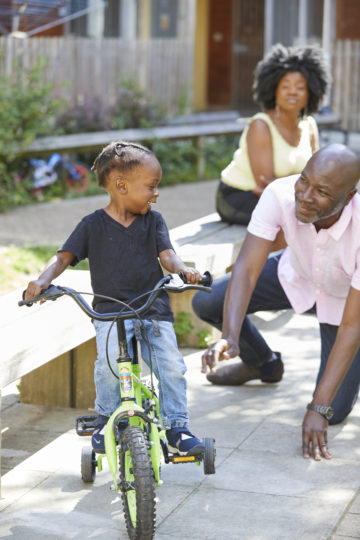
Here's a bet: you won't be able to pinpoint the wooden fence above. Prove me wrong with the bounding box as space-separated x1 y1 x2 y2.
0 36 194 115
332 40 360 131
1 36 360 131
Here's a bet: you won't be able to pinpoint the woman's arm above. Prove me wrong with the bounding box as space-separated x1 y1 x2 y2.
25 250 75 299
309 116 320 153
246 118 275 196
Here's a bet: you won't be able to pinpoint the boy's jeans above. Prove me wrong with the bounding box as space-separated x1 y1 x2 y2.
93 319 188 429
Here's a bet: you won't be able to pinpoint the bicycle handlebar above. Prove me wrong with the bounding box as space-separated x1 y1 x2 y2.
18 272 212 322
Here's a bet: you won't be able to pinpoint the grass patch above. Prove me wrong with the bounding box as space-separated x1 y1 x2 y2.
0 245 89 294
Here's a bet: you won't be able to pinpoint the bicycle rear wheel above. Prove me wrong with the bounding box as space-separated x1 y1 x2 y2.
119 426 156 540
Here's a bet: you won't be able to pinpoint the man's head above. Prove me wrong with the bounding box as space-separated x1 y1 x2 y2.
294 144 360 229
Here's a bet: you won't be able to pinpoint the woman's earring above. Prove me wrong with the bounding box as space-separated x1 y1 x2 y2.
275 102 280 118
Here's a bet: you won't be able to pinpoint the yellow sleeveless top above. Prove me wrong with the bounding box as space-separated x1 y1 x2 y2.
221 112 317 191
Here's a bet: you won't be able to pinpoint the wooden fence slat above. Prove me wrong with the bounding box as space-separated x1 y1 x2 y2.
0 36 193 115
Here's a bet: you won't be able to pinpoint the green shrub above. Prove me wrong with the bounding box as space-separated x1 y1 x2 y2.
110 78 167 130
174 311 194 346
0 57 63 212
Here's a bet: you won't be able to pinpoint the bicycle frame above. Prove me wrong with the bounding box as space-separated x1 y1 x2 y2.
104 319 163 489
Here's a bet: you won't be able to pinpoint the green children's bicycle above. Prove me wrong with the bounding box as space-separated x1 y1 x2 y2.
19 272 216 540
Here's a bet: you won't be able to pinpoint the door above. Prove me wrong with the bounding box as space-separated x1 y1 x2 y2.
207 0 233 108
207 0 264 112
231 0 264 113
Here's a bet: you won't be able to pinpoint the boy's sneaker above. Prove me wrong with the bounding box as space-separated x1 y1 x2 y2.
166 427 205 456
91 415 128 453
91 415 108 454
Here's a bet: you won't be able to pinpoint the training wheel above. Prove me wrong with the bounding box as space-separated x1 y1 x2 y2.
81 446 97 483
203 438 216 475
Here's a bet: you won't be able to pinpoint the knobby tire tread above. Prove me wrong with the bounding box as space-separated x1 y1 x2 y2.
120 426 156 540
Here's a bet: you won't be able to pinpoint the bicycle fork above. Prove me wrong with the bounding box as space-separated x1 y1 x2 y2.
104 319 162 490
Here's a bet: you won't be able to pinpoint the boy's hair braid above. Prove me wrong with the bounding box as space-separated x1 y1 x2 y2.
91 141 155 187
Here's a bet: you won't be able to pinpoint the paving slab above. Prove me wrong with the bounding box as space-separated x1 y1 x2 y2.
1 310 360 539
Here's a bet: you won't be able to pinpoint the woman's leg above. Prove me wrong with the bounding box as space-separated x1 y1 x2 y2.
216 182 259 225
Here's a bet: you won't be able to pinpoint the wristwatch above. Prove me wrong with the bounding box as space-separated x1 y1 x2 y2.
307 402 334 420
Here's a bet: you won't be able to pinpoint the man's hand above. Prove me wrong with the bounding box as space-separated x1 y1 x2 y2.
302 410 331 461
201 338 239 374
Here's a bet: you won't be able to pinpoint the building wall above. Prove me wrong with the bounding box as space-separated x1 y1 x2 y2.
336 0 360 39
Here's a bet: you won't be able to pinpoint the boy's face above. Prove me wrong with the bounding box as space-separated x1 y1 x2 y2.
123 156 162 215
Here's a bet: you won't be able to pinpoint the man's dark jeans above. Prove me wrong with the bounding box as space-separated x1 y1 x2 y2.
192 253 360 424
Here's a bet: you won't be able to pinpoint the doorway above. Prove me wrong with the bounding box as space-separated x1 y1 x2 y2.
207 0 264 113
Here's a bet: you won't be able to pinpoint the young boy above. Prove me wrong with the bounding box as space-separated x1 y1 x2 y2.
25 141 205 456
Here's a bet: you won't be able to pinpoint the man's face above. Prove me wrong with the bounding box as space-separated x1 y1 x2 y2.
294 161 354 229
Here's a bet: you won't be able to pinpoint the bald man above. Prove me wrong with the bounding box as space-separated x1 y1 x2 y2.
193 144 360 461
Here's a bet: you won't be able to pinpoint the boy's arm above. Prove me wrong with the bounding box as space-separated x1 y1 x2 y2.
159 249 201 284
25 250 75 299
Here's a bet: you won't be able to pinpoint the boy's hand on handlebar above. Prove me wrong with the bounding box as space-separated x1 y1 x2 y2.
25 279 49 302
201 339 239 374
181 267 202 284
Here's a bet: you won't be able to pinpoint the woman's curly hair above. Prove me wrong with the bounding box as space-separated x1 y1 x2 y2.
253 43 331 116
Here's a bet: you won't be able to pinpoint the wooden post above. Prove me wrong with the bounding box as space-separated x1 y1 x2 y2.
195 135 206 180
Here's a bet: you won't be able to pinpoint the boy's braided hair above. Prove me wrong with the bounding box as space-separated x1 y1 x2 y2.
253 43 331 116
91 141 155 187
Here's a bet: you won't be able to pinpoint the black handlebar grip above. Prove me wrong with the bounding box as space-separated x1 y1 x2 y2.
199 271 213 287
178 271 213 287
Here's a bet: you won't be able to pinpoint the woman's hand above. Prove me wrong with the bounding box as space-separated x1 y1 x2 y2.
252 174 272 196
201 338 239 374
302 410 331 461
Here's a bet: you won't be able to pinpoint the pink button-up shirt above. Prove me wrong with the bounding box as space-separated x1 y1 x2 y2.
247 175 360 325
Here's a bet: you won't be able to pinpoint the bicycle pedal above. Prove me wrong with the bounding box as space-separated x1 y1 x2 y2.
76 414 97 436
169 455 199 464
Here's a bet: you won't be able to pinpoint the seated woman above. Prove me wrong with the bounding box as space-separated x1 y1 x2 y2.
217 43 330 226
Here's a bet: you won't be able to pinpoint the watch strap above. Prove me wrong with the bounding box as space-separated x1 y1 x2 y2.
307 402 334 420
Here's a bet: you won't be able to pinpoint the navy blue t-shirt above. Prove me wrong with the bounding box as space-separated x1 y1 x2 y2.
60 209 174 321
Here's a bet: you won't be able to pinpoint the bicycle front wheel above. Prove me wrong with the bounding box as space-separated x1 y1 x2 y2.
120 426 156 540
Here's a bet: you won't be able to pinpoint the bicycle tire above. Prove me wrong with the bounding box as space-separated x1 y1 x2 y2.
65 163 92 193
81 446 97 482
203 437 216 475
120 426 156 540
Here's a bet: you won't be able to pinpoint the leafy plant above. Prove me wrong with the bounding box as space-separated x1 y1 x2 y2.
195 329 212 349
0 57 63 212
149 139 200 186
55 97 109 134
110 78 167 130
173 311 194 345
